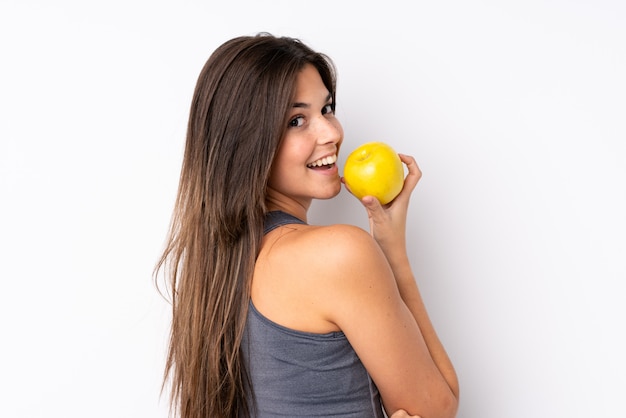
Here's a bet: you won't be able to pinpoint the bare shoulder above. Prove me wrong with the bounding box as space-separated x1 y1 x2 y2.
261 222 378 261
287 223 399 316
253 222 391 333
287 223 395 287
294 223 383 264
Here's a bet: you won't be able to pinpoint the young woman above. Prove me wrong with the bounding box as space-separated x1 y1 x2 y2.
156 33 459 418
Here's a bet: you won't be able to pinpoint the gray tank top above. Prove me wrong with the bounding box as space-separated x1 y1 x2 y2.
241 211 384 417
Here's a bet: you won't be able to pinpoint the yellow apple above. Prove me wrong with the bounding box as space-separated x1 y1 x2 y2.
343 141 404 204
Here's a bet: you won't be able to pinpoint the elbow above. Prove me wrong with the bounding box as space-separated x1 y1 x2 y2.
416 388 460 418
441 370 460 417
440 382 460 418
387 375 460 418
443 392 459 418
437 387 460 418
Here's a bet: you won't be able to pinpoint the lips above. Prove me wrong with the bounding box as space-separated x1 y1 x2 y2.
307 154 337 168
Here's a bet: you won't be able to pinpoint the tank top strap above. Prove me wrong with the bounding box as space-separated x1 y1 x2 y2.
264 211 307 235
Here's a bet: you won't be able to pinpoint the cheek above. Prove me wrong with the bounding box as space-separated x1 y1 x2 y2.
267 146 297 188
278 134 315 163
267 157 287 188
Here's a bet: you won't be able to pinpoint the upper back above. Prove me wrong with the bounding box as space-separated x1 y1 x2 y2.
242 211 384 417
251 211 368 334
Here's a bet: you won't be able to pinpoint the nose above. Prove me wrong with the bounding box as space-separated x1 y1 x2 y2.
315 115 343 146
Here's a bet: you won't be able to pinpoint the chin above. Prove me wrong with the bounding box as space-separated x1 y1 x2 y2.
318 185 342 200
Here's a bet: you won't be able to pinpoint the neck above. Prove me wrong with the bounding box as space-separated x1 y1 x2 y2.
265 189 310 223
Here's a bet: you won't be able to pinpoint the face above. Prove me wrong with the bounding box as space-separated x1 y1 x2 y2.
266 64 344 212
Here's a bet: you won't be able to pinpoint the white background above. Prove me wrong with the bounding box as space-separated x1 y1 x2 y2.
1 1 625 417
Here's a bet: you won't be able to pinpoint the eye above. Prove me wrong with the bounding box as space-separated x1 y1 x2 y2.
322 103 335 115
288 115 305 128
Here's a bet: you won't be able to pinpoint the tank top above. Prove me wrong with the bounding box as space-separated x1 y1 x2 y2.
241 211 384 417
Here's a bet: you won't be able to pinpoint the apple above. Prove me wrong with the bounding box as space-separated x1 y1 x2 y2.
343 141 404 205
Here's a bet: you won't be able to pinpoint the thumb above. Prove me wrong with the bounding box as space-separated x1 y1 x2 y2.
361 195 382 217
361 195 385 234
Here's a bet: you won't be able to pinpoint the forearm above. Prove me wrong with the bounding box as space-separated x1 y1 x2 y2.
383 245 460 400
358 153 459 411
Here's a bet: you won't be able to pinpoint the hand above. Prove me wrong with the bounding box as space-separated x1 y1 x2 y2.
353 154 422 252
389 409 422 418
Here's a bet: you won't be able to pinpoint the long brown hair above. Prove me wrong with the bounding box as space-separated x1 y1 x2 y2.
155 34 337 417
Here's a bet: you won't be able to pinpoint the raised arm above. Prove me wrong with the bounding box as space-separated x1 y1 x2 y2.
332 154 459 417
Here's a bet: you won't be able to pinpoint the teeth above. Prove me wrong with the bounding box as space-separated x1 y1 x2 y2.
307 154 337 168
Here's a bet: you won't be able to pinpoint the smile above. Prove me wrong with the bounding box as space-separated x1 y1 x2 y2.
307 154 337 168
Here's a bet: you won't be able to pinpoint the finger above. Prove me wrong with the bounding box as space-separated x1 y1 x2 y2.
359 195 386 235
396 154 421 197
341 177 352 195
389 409 407 418
361 194 384 221
389 409 422 418
361 195 382 213
399 153 422 183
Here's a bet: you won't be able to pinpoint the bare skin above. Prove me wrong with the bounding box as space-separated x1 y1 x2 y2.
390 410 422 418
254 64 459 417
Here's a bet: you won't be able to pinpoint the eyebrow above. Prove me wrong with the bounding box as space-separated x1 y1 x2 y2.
291 93 333 109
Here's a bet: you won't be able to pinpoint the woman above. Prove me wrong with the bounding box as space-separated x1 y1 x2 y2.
156 33 459 418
